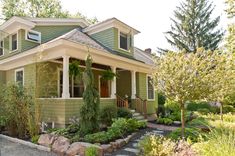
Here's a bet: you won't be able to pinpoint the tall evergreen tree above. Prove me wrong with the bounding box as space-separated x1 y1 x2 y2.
164 0 224 53
80 54 100 135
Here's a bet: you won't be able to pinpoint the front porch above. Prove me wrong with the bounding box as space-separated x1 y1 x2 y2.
36 55 155 127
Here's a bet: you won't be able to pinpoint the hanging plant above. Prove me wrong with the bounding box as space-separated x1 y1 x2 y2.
69 60 82 80
101 69 116 81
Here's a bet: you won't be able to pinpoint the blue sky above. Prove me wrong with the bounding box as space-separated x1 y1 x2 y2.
60 0 228 52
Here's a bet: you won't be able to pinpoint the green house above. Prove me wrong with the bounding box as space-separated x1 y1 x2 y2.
0 16 157 128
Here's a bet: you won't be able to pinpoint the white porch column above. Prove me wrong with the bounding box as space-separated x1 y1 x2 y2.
111 66 116 98
131 70 136 99
62 55 70 99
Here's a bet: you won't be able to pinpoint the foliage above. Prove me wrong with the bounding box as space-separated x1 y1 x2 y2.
50 123 80 139
3 84 33 138
164 99 180 113
1 0 69 20
70 134 80 143
85 146 98 156
157 92 166 116
157 117 173 125
138 134 175 156
69 60 82 80
84 118 146 144
101 70 116 81
194 127 235 156
163 0 223 53
80 55 100 135
100 105 117 126
187 101 218 114
31 135 40 144
117 108 132 118
168 128 202 143
222 105 235 113
154 48 235 137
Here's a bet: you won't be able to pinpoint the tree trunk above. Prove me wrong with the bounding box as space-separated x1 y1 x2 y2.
220 102 223 121
181 103 185 139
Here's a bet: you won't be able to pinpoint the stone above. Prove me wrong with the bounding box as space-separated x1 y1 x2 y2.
52 136 70 155
66 142 103 156
100 144 113 153
38 134 57 147
110 141 118 150
65 142 81 156
115 139 126 148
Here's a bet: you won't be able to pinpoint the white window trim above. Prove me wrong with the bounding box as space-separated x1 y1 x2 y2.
10 32 19 53
118 29 131 52
0 40 4 57
25 30 41 43
15 68 24 86
146 75 155 101
98 75 111 98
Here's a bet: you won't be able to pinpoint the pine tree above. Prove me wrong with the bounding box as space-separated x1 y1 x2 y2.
80 54 100 135
164 0 224 53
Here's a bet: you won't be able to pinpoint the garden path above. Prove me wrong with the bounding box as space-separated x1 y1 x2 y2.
105 123 173 156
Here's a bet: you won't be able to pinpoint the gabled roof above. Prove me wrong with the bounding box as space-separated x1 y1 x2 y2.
52 28 109 52
134 47 155 65
83 17 140 35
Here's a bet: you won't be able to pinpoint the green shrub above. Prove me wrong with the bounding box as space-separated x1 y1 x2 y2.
168 128 201 142
197 108 210 115
187 101 218 113
167 111 192 122
0 116 7 129
164 100 180 113
223 105 235 113
85 146 98 156
157 117 173 125
117 108 132 118
100 105 117 126
138 134 175 156
70 134 80 143
157 93 166 116
194 127 235 156
84 118 146 143
31 135 40 144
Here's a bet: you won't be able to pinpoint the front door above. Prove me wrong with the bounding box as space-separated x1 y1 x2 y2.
100 79 110 97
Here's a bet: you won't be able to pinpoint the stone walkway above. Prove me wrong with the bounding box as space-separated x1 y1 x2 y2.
0 138 56 156
105 123 173 156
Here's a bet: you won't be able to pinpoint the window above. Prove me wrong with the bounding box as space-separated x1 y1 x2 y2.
59 70 84 98
11 33 18 51
0 40 3 56
119 32 128 50
15 69 24 86
147 76 155 100
26 30 41 43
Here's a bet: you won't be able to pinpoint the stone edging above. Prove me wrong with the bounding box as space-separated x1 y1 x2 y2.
0 134 51 152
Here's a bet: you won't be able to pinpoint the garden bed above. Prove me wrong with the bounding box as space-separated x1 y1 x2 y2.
37 118 147 156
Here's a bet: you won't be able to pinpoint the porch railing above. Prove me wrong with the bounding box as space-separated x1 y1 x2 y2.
116 94 128 108
135 95 147 119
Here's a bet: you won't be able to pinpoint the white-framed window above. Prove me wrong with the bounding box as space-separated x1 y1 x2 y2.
11 33 18 51
98 76 111 98
15 68 24 86
118 30 131 51
0 40 4 56
25 30 41 43
58 69 84 98
147 75 155 100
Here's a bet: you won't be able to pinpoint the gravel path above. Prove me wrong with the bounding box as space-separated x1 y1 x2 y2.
0 138 56 156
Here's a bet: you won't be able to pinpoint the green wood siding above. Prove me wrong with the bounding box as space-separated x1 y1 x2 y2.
116 70 131 97
38 98 115 127
136 72 158 114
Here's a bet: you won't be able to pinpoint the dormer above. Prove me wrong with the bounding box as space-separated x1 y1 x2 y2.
83 18 140 56
0 17 89 58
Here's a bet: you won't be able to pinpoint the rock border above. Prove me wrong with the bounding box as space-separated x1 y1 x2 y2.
38 132 137 156
0 134 51 152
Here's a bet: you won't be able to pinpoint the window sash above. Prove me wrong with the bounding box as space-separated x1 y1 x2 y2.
0 41 3 56
16 70 24 86
120 32 128 50
27 31 40 42
11 34 17 51
147 76 154 100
